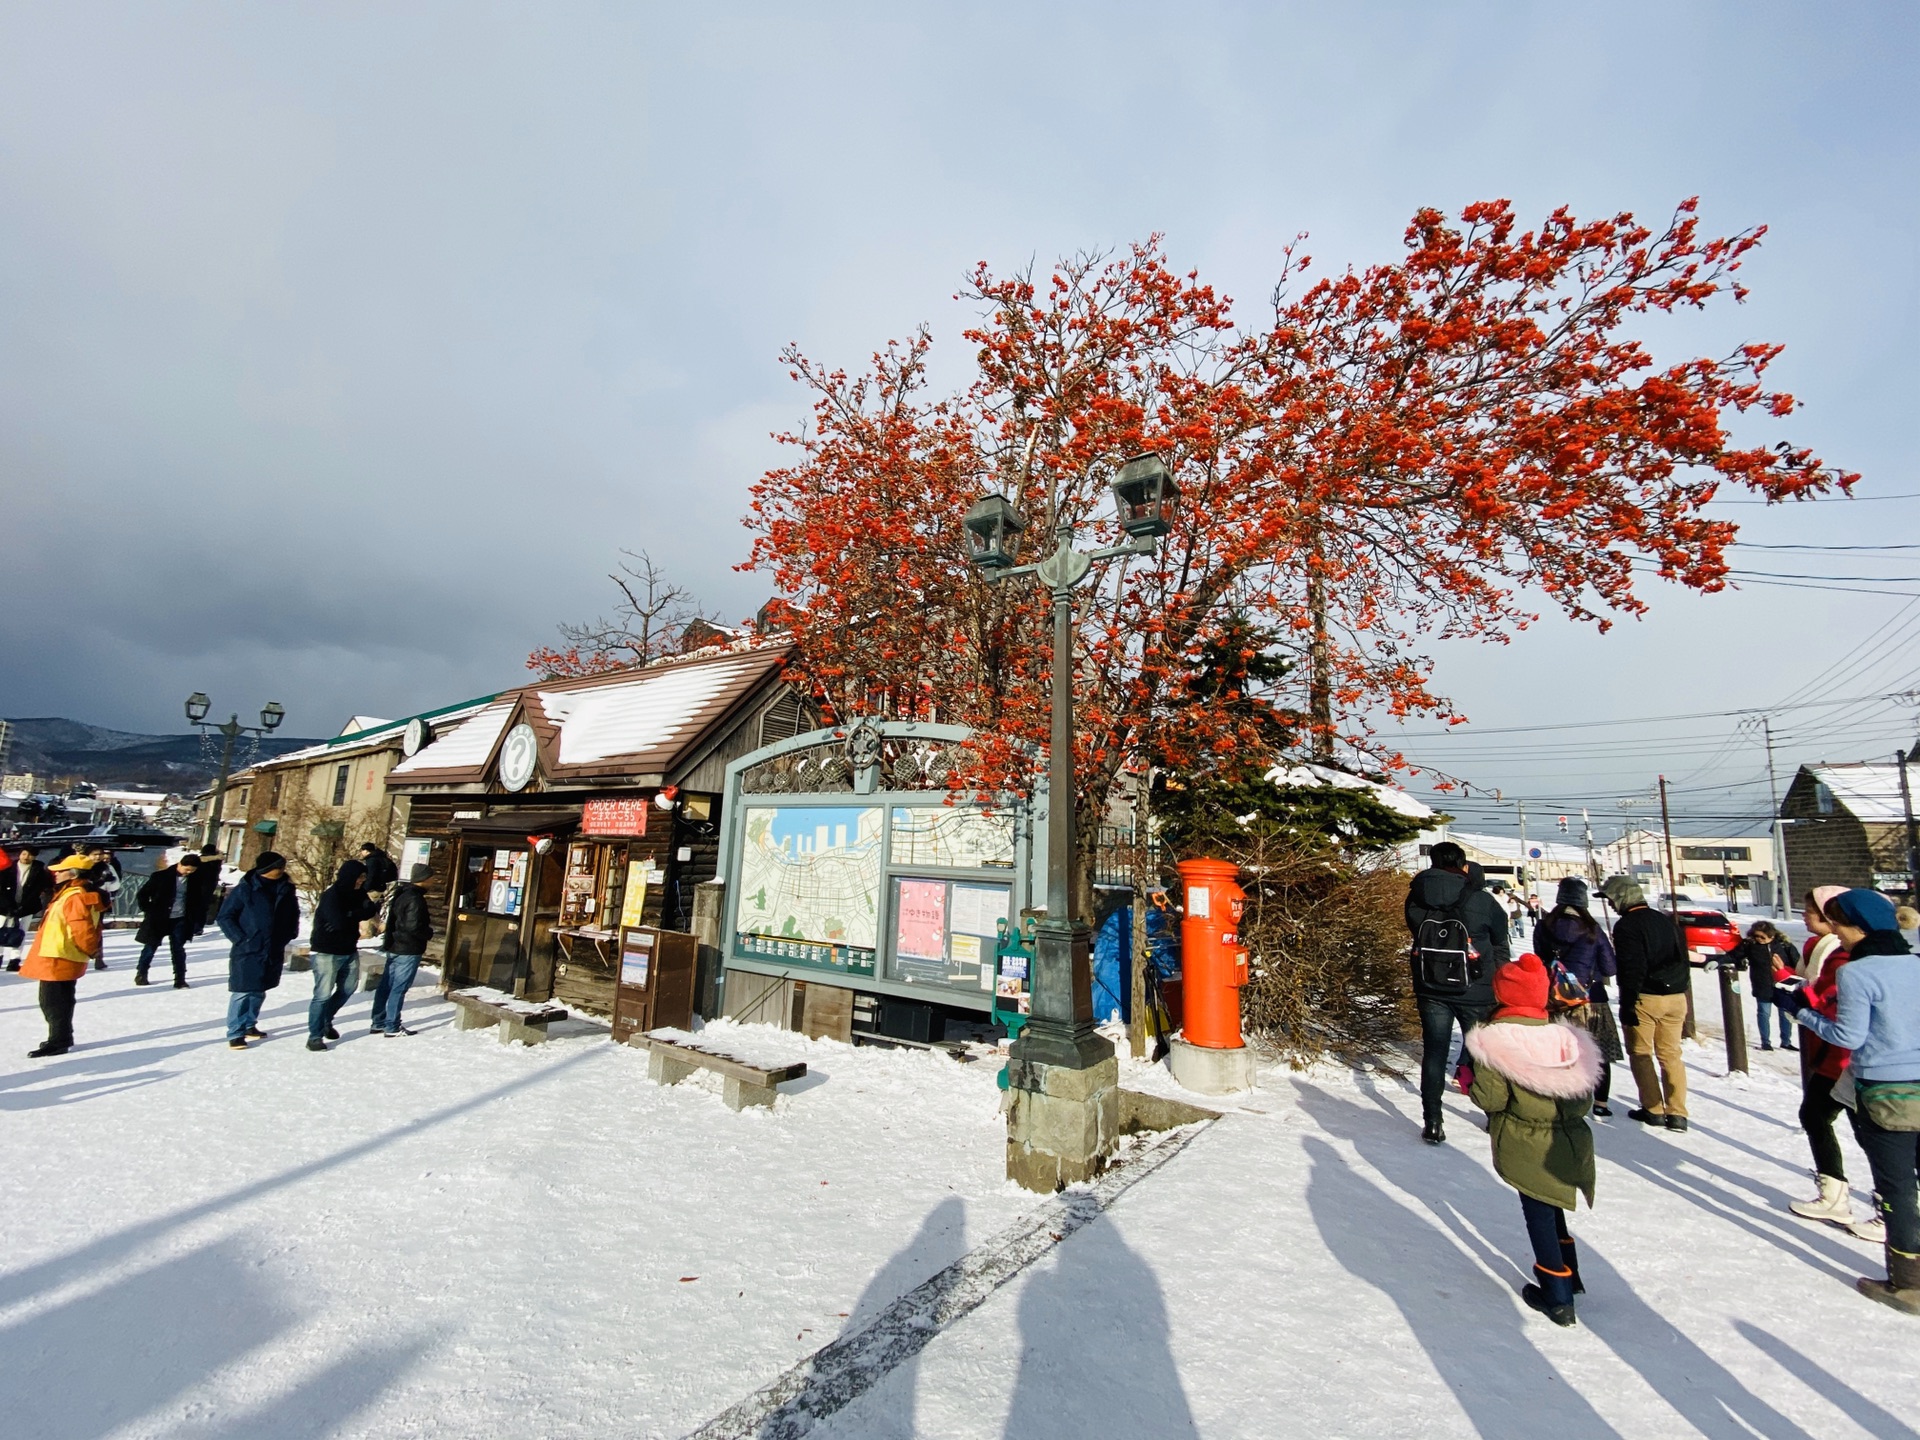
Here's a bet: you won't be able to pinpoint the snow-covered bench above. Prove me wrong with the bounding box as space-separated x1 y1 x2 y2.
449 987 568 1045
630 1033 807 1111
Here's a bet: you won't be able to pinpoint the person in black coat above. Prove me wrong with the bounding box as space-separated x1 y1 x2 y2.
134 853 201 988
1607 882 1693 1131
1405 841 1511 1144
217 852 300 1049
306 859 380 1051
1737 920 1800 1052
8 848 55 972
371 862 434 1036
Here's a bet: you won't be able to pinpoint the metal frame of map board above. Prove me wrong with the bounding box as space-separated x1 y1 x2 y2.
718 723 1042 1013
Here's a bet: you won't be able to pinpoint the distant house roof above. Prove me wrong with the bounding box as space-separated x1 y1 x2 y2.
235 696 501 777
388 642 793 790
1804 762 1912 824
1449 830 1588 865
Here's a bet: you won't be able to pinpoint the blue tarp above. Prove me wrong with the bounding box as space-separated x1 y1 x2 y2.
1091 890 1182 1024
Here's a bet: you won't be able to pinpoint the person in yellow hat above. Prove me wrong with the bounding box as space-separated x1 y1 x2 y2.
21 854 106 1058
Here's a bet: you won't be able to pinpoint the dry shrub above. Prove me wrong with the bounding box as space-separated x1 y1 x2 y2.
1223 830 1418 1072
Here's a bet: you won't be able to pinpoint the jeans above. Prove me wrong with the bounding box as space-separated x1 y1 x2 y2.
1628 991 1690 1119
308 952 360 1039
1755 999 1795 1048
227 990 265 1041
371 952 421 1033
137 916 195 983
1850 1100 1920 1254
1520 1192 1576 1306
38 979 76 1049
1417 996 1492 1123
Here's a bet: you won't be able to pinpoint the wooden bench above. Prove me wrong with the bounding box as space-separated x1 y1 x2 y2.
630 1033 807 1111
448 987 569 1045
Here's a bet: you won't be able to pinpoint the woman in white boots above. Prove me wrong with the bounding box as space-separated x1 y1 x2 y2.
1789 886 1882 1239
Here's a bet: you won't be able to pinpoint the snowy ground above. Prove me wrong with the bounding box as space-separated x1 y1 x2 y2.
3 931 1916 1439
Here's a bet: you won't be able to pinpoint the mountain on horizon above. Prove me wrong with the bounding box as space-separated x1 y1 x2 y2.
2 716 321 793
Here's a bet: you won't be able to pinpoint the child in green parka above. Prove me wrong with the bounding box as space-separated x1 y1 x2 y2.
1465 950 1603 1327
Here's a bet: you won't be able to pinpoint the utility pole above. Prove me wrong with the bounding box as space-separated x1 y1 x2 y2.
1898 746 1920 901
1581 807 1598 886
1517 800 1530 904
1762 718 1788 918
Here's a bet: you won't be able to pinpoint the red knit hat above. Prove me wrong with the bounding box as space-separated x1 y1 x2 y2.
1493 952 1550 1020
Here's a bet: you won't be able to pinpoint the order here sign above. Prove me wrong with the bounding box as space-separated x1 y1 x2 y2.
582 798 649 837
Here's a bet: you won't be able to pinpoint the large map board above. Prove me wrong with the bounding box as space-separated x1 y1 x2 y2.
735 806 883 973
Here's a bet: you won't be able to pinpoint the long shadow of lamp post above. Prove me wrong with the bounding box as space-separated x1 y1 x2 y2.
185 692 285 853
963 454 1179 1193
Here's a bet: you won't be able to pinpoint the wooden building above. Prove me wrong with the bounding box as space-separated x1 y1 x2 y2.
1781 761 1917 899
383 642 809 1015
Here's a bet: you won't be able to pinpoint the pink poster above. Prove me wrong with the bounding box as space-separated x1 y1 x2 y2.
895 879 947 961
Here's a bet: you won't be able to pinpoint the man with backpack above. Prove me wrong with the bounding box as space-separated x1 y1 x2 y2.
1406 841 1512 1144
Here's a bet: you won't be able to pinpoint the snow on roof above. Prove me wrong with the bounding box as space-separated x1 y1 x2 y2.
1806 762 1911 823
1266 761 1435 821
338 715 393 736
539 651 762 765
390 702 515 775
1449 830 1587 864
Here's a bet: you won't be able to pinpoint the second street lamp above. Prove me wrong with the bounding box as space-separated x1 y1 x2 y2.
963 452 1178 1189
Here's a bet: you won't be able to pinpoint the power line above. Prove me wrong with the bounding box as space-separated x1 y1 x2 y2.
1394 689 1917 739
1709 491 1920 505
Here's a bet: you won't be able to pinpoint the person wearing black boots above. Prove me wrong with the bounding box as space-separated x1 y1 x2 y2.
1405 842 1510 1145
133 852 201 988
1466 951 1603 1327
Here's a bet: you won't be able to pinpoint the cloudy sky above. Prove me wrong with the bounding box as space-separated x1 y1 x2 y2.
2 3 1914 835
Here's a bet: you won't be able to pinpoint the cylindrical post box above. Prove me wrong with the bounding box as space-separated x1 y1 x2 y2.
1176 857 1249 1050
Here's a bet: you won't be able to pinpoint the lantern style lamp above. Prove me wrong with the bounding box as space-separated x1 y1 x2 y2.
1110 452 1180 539
260 701 286 731
185 692 211 724
963 493 1025 572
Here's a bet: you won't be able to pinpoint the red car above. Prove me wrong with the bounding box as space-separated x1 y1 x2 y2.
1675 909 1740 965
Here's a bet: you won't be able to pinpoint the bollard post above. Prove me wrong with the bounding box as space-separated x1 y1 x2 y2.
1717 959 1749 1076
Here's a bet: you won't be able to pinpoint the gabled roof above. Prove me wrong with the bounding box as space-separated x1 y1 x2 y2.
388 642 794 791
237 696 500 777
1805 761 1912 824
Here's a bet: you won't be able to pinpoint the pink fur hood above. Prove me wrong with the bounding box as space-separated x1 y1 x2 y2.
1465 1019 1603 1100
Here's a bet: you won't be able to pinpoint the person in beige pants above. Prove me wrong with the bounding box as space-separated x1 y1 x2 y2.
1627 991 1689 1122
1605 881 1693 1133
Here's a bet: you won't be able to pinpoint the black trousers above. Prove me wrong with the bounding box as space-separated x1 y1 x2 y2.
1800 1070 1849 1182
1418 995 1492 1123
38 980 75 1049
136 916 194 982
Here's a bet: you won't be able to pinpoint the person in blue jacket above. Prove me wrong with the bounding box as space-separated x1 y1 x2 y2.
1781 888 1920 1314
1533 878 1622 1115
217 851 301 1050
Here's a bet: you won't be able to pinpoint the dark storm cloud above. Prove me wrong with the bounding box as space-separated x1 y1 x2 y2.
0 0 1914 818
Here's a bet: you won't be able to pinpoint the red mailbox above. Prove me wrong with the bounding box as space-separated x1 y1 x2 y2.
1177 857 1249 1050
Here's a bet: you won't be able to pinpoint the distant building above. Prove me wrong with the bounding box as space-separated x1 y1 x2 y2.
1 773 34 796
1781 761 1917 899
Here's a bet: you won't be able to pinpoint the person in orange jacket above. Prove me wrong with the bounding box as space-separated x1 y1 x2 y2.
22 853 106 1058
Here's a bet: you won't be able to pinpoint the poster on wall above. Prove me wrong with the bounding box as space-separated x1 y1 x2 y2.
894 878 947 961
620 862 649 928
584 798 648 837
735 806 883 971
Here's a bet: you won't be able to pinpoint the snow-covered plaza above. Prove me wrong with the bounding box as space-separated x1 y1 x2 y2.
4 929 1916 1439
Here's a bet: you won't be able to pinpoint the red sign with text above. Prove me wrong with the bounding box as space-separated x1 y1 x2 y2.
582 798 649 837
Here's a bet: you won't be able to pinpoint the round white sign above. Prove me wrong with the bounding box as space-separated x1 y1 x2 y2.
402 717 428 756
498 723 539 792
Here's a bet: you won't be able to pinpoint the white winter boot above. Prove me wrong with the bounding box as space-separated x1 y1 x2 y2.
1790 1173 1854 1225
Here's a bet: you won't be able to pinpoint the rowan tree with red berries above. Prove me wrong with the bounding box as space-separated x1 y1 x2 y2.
744 199 1851 899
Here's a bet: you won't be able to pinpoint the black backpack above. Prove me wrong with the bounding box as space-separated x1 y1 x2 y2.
1414 897 1481 994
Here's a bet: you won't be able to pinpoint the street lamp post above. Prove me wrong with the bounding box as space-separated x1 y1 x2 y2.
964 454 1179 1192
187 693 286 852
